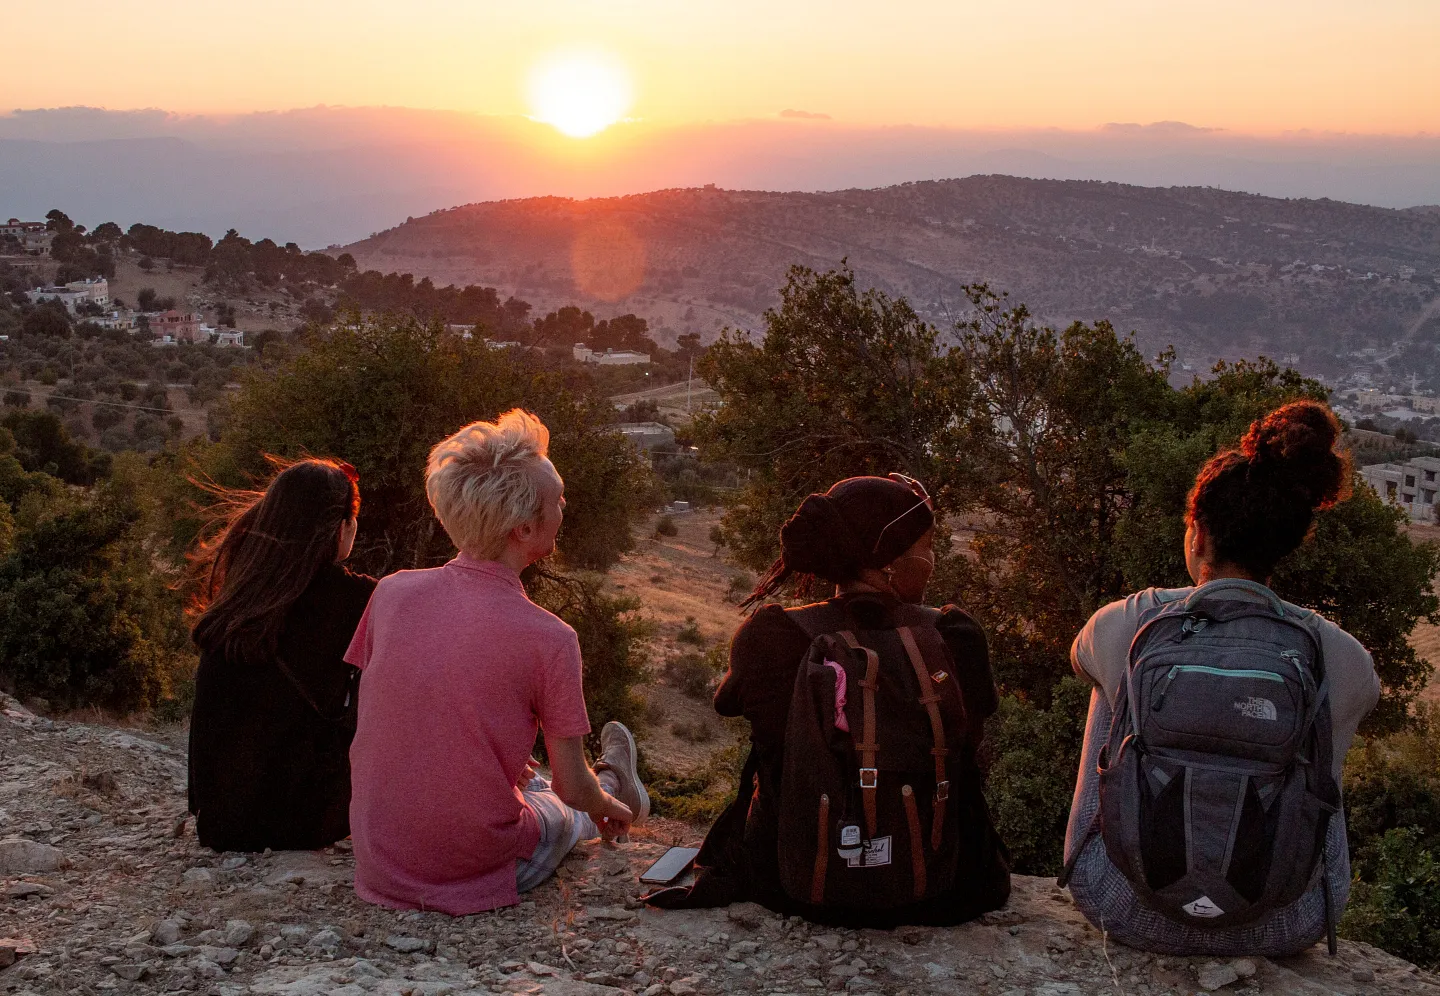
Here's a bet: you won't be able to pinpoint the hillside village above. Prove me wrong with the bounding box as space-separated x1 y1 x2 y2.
4 189 1440 993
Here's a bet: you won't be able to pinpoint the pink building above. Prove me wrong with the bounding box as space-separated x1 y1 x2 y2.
151 310 203 342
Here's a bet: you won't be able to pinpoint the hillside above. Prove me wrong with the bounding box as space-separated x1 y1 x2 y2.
343 176 1440 374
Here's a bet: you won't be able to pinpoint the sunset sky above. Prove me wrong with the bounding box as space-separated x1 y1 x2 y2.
8 0 1439 134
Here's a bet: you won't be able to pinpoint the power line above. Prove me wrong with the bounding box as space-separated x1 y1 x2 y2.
13 389 183 415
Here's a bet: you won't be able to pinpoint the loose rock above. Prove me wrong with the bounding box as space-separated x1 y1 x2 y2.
0 837 64 874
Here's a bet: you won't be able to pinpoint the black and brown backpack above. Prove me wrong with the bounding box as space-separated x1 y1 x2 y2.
777 601 971 911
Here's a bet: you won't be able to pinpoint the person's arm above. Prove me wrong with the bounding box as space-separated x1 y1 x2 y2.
545 733 633 837
937 606 998 721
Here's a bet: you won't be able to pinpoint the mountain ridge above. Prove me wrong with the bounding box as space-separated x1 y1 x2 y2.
343 175 1440 374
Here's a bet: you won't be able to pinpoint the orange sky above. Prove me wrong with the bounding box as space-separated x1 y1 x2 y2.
7 0 1439 134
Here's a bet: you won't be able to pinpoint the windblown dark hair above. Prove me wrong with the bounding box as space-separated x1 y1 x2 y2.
1187 400 1350 579
743 476 935 609
190 457 361 665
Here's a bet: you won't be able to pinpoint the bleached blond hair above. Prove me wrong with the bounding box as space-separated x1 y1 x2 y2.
426 409 553 560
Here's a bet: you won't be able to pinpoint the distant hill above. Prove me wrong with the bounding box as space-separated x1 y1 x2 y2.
343 176 1440 374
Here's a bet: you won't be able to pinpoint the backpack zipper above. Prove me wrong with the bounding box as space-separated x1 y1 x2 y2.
1152 664 1285 710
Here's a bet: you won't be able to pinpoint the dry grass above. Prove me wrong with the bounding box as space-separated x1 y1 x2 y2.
610 507 749 777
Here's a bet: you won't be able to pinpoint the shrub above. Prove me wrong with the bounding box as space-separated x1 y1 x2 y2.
644 726 747 822
982 675 1091 876
664 648 722 699
655 514 679 537
676 616 705 646
526 568 651 756
670 719 715 743
0 475 192 712
1341 828 1440 969
1344 706 1440 865
725 573 753 604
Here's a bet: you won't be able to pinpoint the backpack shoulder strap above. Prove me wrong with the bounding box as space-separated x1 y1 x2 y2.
836 630 881 839
897 625 951 850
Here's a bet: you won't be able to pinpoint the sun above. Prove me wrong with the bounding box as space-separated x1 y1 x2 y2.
527 51 633 138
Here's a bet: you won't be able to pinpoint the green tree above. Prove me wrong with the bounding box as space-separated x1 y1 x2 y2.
941 286 1175 694
0 472 190 712
205 310 655 576
2 409 108 485
696 264 969 571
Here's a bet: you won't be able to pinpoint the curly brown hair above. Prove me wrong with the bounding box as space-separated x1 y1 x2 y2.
1186 400 1351 579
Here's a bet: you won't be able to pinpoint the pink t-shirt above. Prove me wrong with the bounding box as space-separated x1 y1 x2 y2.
344 555 591 914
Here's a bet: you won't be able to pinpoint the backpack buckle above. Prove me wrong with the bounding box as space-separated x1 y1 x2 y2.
934 780 950 802
858 768 878 789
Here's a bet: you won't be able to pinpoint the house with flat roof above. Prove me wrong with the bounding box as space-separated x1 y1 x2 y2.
1361 455 1440 521
614 422 676 451
149 309 204 343
574 344 651 365
27 278 108 313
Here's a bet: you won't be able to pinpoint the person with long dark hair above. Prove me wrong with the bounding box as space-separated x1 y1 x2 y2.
1061 400 1378 956
649 474 1010 927
187 458 376 852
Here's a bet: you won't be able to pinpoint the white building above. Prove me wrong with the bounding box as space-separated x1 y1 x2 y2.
0 219 51 257
615 422 676 451
1361 456 1440 521
27 277 109 313
573 344 651 365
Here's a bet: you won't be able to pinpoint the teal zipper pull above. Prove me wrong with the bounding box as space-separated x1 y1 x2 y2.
1152 665 1181 710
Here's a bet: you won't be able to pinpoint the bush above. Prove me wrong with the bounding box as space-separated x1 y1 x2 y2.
676 615 705 646
0 475 192 712
1344 706 1440 865
982 675 1091 876
1341 828 1440 969
663 646 724 699
725 573 753 604
526 568 651 756
655 514 679 537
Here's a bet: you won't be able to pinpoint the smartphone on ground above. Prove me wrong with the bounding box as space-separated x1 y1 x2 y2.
638 846 701 885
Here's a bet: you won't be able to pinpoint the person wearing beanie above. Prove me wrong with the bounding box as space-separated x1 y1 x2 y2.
648 474 1011 926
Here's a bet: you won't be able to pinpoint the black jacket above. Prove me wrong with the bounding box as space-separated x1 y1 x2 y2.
188 564 376 851
651 592 1010 926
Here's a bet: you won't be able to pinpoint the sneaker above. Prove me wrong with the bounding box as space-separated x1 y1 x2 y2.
597 721 650 827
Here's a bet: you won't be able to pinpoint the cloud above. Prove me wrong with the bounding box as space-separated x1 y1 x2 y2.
1101 120 1220 135
779 109 832 120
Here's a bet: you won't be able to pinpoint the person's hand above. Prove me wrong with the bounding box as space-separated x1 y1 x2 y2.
515 757 539 789
590 793 634 843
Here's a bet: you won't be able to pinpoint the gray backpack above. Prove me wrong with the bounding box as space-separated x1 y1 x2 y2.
1060 579 1341 952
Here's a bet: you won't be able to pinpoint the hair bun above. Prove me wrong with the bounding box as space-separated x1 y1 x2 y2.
780 494 865 579
1241 399 1345 508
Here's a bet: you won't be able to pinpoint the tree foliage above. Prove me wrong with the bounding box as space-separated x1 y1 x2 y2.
204 311 657 577
700 266 1439 723
695 264 969 570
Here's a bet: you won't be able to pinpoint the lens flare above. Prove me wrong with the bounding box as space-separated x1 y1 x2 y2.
527 51 633 138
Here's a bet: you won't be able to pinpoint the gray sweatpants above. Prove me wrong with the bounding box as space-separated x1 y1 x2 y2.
1063 687 1350 957
514 773 617 893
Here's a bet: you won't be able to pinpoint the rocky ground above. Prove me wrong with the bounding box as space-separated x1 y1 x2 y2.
3 693 1437 996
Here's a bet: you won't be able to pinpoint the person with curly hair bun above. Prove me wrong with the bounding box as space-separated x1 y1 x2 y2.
1063 400 1380 956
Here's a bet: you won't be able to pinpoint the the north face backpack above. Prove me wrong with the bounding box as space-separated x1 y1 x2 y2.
776 601 971 912
1061 578 1341 949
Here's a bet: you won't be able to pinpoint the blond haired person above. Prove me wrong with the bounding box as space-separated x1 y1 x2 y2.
346 409 648 914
